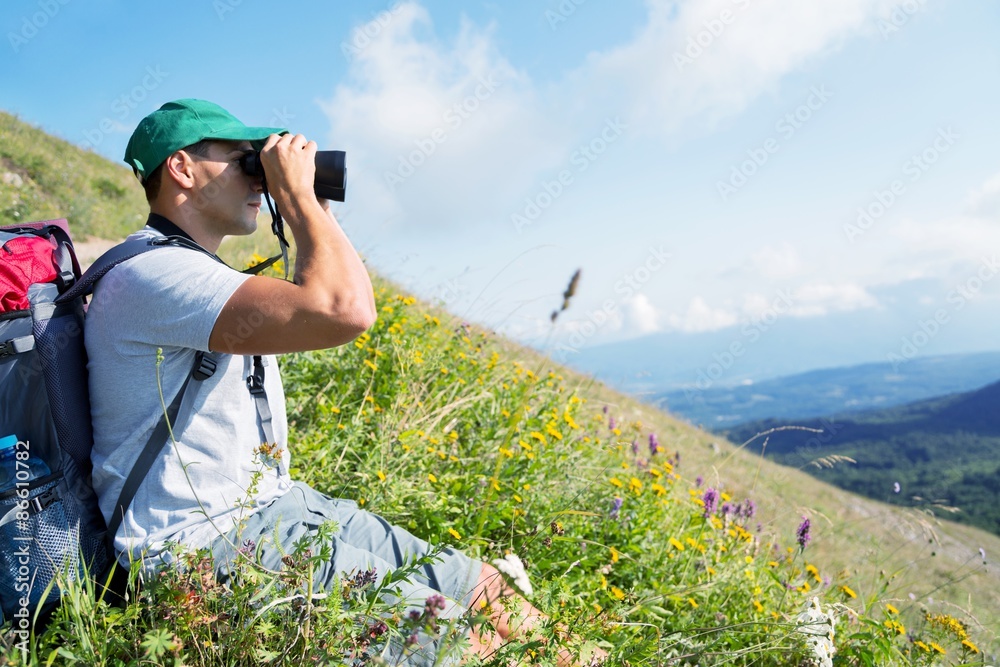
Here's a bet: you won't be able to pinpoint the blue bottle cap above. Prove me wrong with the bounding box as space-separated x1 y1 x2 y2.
0 435 17 451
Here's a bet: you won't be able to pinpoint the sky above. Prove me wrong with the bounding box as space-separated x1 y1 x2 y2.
3 0 999 365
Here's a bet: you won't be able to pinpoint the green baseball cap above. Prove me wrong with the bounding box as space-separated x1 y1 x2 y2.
124 99 286 180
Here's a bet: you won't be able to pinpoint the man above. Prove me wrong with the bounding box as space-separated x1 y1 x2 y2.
86 99 570 665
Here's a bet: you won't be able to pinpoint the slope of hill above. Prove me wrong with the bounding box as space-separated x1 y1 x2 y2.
0 110 146 241
3 110 1000 664
725 381 1000 535
656 352 1000 429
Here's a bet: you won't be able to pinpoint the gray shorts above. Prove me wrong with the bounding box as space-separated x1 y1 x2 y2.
210 482 483 665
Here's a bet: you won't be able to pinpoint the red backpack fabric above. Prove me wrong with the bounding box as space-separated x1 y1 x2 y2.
1 232 59 313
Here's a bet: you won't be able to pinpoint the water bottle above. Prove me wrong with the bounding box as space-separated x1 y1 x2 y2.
0 435 51 493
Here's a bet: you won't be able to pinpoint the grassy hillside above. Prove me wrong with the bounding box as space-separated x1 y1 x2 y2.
0 111 147 241
725 381 1000 535
2 111 1000 664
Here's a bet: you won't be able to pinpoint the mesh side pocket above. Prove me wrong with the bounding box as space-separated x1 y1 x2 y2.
0 477 81 620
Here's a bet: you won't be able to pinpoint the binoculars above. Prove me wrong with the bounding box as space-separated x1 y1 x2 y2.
239 150 347 202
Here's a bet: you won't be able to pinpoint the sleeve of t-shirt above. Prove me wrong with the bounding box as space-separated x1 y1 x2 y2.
101 246 251 352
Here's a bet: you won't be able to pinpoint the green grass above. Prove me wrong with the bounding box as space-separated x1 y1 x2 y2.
2 111 1000 665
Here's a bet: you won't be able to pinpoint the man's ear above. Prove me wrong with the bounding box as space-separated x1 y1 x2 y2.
163 149 198 191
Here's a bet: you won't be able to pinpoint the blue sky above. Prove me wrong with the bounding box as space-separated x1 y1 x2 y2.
3 0 999 365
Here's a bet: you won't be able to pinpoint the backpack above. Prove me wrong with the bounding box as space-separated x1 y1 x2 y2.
1 218 277 629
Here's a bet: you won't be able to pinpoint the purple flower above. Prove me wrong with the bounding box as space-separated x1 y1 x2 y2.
649 433 660 455
609 416 617 430
721 502 735 516
796 516 811 549
238 538 256 558
695 475 703 488
893 482 901 494
702 488 718 518
603 405 609 414
425 594 447 614
631 439 639 456
610 496 623 519
740 499 757 519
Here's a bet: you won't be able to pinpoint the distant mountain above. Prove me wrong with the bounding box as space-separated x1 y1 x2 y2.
563 303 1000 399
653 351 1000 429
724 381 1000 534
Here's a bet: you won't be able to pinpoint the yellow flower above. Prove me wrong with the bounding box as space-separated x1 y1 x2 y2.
610 547 620 563
752 599 764 613
610 587 625 601
929 642 945 655
915 641 930 653
687 597 698 608
530 431 547 445
428 473 438 483
961 639 980 654
652 483 666 497
628 477 642 494
885 603 899 615
376 470 386 482
609 477 624 488
668 537 685 551
840 585 857 599
448 528 461 540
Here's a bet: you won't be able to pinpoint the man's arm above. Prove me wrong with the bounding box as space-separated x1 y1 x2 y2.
209 133 377 355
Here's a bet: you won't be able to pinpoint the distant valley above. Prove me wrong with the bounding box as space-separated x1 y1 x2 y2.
654 351 1000 428
725 380 1000 535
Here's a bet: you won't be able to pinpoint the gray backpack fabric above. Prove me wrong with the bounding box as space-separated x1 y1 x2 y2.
0 220 108 625
0 220 206 625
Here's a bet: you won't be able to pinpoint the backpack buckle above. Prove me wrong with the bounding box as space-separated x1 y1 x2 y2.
246 372 265 395
0 340 12 358
192 353 218 381
30 488 59 514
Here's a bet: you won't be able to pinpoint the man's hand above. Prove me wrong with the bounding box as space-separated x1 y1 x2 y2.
259 133 321 215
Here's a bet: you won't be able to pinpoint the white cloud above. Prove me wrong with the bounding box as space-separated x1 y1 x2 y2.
622 293 661 334
965 171 1000 219
788 282 879 317
667 296 739 332
751 241 802 279
577 0 902 137
319 3 564 229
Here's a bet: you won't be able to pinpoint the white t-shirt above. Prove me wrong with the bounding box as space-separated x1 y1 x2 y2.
85 228 292 566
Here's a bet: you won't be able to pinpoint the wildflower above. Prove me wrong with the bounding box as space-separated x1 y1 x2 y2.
795 597 835 667
668 537 685 551
448 528 462 540
631 439 639 455
608 416 617 430
238 538 256 558
695 475 703 487
609 497 623 519
702 488 719 518
739 499 757 519
961 639 980 654
428 473 438 483
885 603 899 615
376 470 386 482
610 586 625 601
840 585 857 599
929 642 945 655
492 553 533 597
649 433 660 455
753 599 764 612
796 516 811 550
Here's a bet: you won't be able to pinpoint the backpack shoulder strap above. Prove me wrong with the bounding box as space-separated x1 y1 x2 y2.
56 235 220 305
